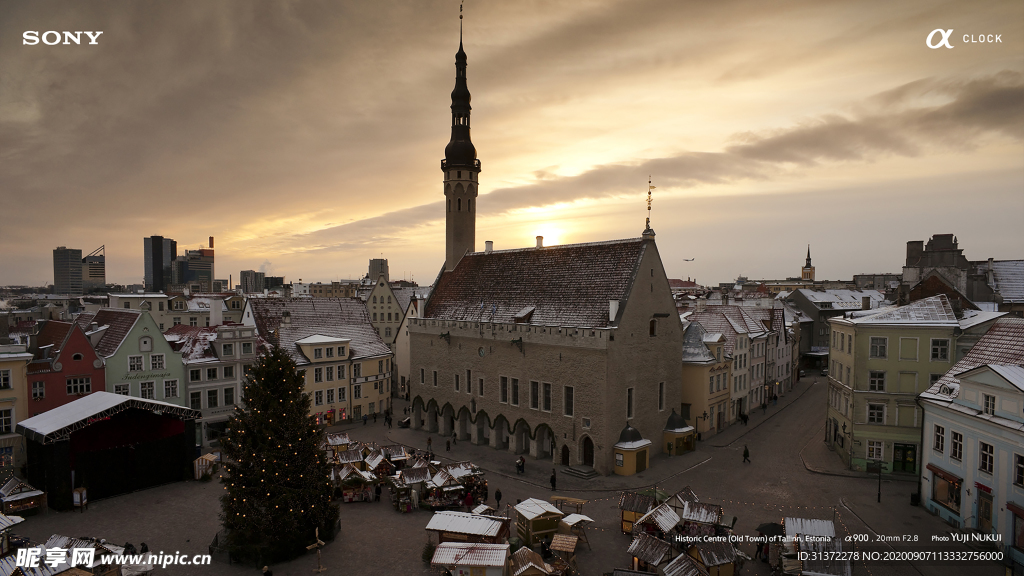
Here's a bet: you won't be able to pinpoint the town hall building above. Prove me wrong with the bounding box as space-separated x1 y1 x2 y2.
407 34 683 476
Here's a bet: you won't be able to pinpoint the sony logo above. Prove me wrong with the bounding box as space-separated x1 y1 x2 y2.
23 31 104 45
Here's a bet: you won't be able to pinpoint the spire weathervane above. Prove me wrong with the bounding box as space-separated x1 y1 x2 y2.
646 176 656 230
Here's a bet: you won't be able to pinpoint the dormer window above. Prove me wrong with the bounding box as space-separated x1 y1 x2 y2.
939 385 950 395
72 353 83 361
339 346 346 357
983 394 995 415
314 348 323 359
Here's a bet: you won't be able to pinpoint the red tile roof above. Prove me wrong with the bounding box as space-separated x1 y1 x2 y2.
75 308 142 358
35 321 73 351
425 238 647 327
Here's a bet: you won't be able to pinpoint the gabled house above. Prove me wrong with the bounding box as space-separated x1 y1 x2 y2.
25 320 106 417
76 306 186 406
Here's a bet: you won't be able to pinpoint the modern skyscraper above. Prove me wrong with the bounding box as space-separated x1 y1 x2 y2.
144 236 177 292
368 258 390 282
82 246 106 291
442 31 481 271
240 270 265 293
52 247 83 295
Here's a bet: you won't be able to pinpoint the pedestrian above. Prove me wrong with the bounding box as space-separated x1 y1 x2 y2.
427 436 432 451
363 414 368 425
373 413 377 423
483 482 489 503
494 488 502 510
452 430 457 445
773 394 778 406
550 469 557 491
388 416 393 429
754 534 763 560
446 439 451 452
464 491 474 510
743 445 750 463
262 566 273 576
761 402 767 415
374 483 382 502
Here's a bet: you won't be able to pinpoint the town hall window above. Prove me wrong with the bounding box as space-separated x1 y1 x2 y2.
649 319 657 337
564 386 574 416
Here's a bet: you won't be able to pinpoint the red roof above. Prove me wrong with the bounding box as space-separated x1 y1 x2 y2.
35 321 73 351
75 309 142 358
425 238 647 327
669 279 700 289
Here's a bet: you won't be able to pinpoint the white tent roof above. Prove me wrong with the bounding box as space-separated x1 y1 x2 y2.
17 391 200 444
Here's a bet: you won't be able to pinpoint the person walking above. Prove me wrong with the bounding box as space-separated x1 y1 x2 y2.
374 483 382 502
743 445 751 463
388 416 393 429
452 430 458 445
761 402 767 415
754 534 763 560
427 436 432 451
550 469 557 491
494 488 502 511
445 439 451 452
373 413 377 424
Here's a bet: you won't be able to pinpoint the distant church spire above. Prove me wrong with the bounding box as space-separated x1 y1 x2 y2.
802 245 815 281
443 2 481 271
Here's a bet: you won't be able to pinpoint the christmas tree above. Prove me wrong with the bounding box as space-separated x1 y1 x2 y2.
220 347 340 564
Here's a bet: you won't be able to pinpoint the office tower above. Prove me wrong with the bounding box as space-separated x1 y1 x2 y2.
144 236 177 292
369 258 390 282
82 246 106 291
53 247 83 295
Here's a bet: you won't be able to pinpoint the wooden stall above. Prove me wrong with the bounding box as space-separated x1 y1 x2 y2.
0 477 45 515
425 510 509 545
618 491 657 534
515 498 564 546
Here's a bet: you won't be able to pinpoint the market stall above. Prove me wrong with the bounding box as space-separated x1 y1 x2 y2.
560 513 594 549
321 433 352 459
515 498 564 546
425 510 509 544
631 502 680 541
688 540 737 576
618 491 658 534
193 454 218 480
0 477 45 515
365 449 395 477
509 546 557 576
431 542 509 576
627 532 674 572
333 444 366 468
551 496 587 514
424 470 465 510
333 463 378 502
380 444 411 469
676 500 724 539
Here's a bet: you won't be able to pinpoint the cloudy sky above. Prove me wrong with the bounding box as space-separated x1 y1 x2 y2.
2 0 1022 288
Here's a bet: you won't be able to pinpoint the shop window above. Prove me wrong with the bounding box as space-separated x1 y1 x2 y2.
932 474 961 514
867 440 883 460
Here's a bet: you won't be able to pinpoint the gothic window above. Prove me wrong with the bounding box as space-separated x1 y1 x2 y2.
458 198 462 211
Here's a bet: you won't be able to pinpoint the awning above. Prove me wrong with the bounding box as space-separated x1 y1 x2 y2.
926 463 962 484
1007 501 1024 518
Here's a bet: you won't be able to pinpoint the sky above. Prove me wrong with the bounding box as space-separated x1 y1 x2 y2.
2 0 1022 288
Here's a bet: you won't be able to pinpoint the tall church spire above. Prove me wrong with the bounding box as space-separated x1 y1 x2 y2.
802 245 815 281
806 245 812 267
442 6 481 271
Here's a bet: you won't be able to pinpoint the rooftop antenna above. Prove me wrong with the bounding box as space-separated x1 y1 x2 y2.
646 176 655 230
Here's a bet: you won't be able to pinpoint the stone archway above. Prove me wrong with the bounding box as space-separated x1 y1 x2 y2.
581 436 595 467
456 407 471 441
491 415 510 450
474 412 491 446
425 400 439 433
441 404 455 437
533 424 554 460
511 420 531 455
561 445 570 466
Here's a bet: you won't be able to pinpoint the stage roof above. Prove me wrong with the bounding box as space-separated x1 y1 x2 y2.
17 392 201 444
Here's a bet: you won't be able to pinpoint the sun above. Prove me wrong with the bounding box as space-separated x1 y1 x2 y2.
531 227 563 247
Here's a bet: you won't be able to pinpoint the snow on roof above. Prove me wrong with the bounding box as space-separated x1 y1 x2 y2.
399 467 432 484
977 260 1024 303
17 392 199 443
426 511 504 537
662 550 709 576
441 461 478 479
431 542 509 567
921 317 1024 401
246 298 390 364
679 500 723 525
425 238 648 328
988 364 1024 391
635 503 680 533
562 513 594 526
692 539 737 566
323 432 351 447
845 295 957 326
785 517 836 538
682 322 716 363
510 546 554 576
795 289 885 307
958 310 1007 329
628 532 673 566
295 334 351 345
515 498 563 520
614 438 653 450
0 513 24 532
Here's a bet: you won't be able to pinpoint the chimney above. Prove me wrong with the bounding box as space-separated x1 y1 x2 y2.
209 236 215 249
90 322 98 332
485 241 493 254
282 310 291 325
609 300 620 323
210 298 223 326
536 236 543 248
862 296 871 310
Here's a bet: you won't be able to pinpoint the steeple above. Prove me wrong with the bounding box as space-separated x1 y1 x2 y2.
802 245 815 281
442 6 481 271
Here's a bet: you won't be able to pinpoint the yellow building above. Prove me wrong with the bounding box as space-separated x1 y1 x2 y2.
0 345 33 471
242 298 394 424
826 295 1002 473
613 425 652 476
680 324 732 440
